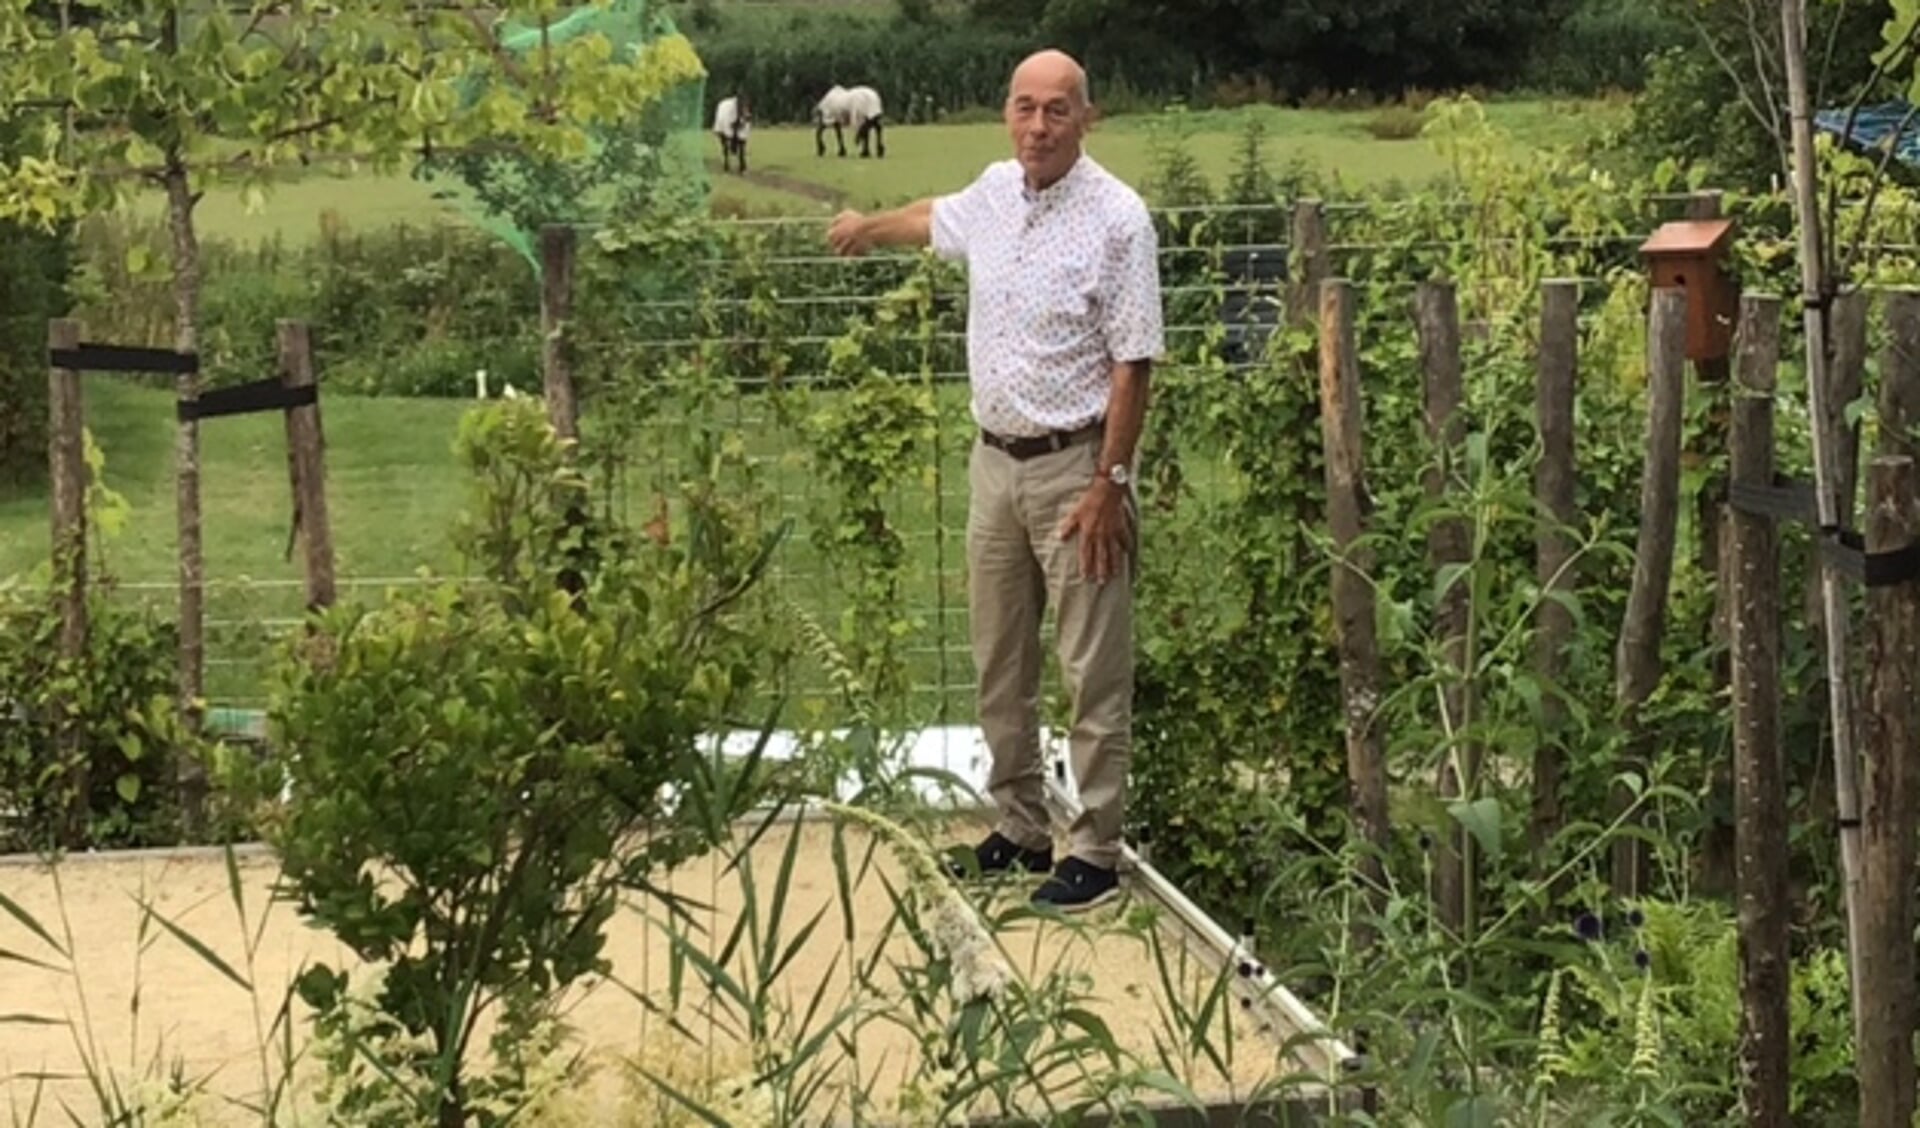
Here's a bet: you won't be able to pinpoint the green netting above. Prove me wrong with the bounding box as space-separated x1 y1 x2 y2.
419 0 708 274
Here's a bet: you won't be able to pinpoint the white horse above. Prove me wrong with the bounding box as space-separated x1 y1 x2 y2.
814 84 885 159
712 94 751 173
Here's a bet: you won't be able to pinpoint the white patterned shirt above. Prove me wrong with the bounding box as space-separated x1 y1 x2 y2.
930 155 1165 438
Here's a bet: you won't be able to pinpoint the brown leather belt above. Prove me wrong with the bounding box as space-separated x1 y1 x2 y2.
979 421 1103 461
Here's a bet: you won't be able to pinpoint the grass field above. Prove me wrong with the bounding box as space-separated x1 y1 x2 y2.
0 378 1000 711
36 94 1627 707
131 99 1628 245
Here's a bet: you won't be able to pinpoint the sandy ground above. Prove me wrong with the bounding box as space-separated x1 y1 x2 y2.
0 816 1325 1125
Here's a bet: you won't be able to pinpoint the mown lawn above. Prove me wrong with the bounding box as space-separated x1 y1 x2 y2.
119 99 1628 244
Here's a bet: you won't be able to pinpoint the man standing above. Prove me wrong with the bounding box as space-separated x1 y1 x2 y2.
826 49 1163 912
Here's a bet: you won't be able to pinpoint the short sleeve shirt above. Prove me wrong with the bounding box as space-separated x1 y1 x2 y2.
929 155 1164 438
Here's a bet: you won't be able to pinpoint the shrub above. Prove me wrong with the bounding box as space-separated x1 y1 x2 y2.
1615 0 1892 191
1366 104 1428 140
252 397 795 1124
0 583 207 851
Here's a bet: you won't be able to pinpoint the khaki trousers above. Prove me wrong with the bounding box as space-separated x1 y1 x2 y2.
967 435 1134 870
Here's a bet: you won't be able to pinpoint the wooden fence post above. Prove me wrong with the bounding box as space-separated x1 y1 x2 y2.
1830 292 1870 513
1683 189 1742 894
278 321 335 612
1857 454 1920 1128
1532 280 1579 861
1287 201 1328 331
540 223 580 447
1611 287 1689 897
1880 290 1920 464
1728 293 1788 1127
1418 280 1474 933
1318 278 1389 939
48 319 88 847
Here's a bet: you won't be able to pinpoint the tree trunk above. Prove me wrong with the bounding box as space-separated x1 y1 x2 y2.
49 319 88 848
164 157 207 831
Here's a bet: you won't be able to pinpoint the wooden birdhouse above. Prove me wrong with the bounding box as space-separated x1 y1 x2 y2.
1640 218 1738 363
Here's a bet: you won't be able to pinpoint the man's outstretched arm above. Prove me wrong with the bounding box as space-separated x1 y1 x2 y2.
827 198 933 257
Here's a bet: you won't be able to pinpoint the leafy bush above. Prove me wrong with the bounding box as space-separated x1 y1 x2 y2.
1616 0 1892 191
250 397 794 1124
0 583 205 852
1365 105 1427 140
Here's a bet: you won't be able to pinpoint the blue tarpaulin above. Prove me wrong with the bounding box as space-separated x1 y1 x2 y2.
1815 101 1920 165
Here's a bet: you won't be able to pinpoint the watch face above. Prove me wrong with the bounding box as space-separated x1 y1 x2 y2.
1108 464 1130 485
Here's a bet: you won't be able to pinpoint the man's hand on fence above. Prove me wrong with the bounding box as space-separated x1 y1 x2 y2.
827 210 873 257
1057 480 1132 584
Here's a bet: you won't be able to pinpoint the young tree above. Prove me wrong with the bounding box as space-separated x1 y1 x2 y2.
0 0 703 825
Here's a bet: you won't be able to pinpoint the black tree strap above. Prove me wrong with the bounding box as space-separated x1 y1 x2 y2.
177 379 316 422
1818 527 1920 588
1727 476 1819 524
50 343 199 375
1728 473 1920 587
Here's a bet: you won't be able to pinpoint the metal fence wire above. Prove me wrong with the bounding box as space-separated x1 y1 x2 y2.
94 199 1679 720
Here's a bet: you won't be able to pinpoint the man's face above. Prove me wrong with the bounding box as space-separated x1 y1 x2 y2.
1005 70 1088 187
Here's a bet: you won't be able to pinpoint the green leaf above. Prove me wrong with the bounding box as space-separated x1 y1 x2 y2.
138 900 251 993
114 774 141 803
1444 1094 1504 1128
1434 561 1471 603
0 947 63 972
1447 797 1504 863
0 890 65 958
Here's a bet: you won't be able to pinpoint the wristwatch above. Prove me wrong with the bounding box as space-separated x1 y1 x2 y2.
1100 462 1131 487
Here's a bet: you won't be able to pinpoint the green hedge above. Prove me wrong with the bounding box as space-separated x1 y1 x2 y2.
1524 0 1688 93
691 13 1047 124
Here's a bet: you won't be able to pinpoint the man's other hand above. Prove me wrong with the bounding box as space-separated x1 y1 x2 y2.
828 210 872 257
1056 479 1132 584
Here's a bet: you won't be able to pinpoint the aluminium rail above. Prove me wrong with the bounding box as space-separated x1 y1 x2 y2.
1040 753 1366 1104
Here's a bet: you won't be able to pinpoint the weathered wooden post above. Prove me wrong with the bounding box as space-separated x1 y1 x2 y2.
1418 280 1474 932
1857 454 1920 1128
1880 290 1920 464
1853 294 1920 1125
1532 280 1579 861
48 319 88 846
277 321 335 612
1287 200 1328 331
1611 288 1688 897
1727 293 1788 1127
1318 278 1389 940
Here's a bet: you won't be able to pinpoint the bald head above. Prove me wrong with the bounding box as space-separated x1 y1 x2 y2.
1009 49 1089 109
1004 48 1093 190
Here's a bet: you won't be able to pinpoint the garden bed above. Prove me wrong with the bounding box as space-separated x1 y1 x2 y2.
0 814 1341 1125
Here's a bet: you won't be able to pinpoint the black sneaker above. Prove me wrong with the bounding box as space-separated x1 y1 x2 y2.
1030 857 1121 913
944 831 1053 881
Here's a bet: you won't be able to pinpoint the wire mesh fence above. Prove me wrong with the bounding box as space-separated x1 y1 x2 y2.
68 197 1681 721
